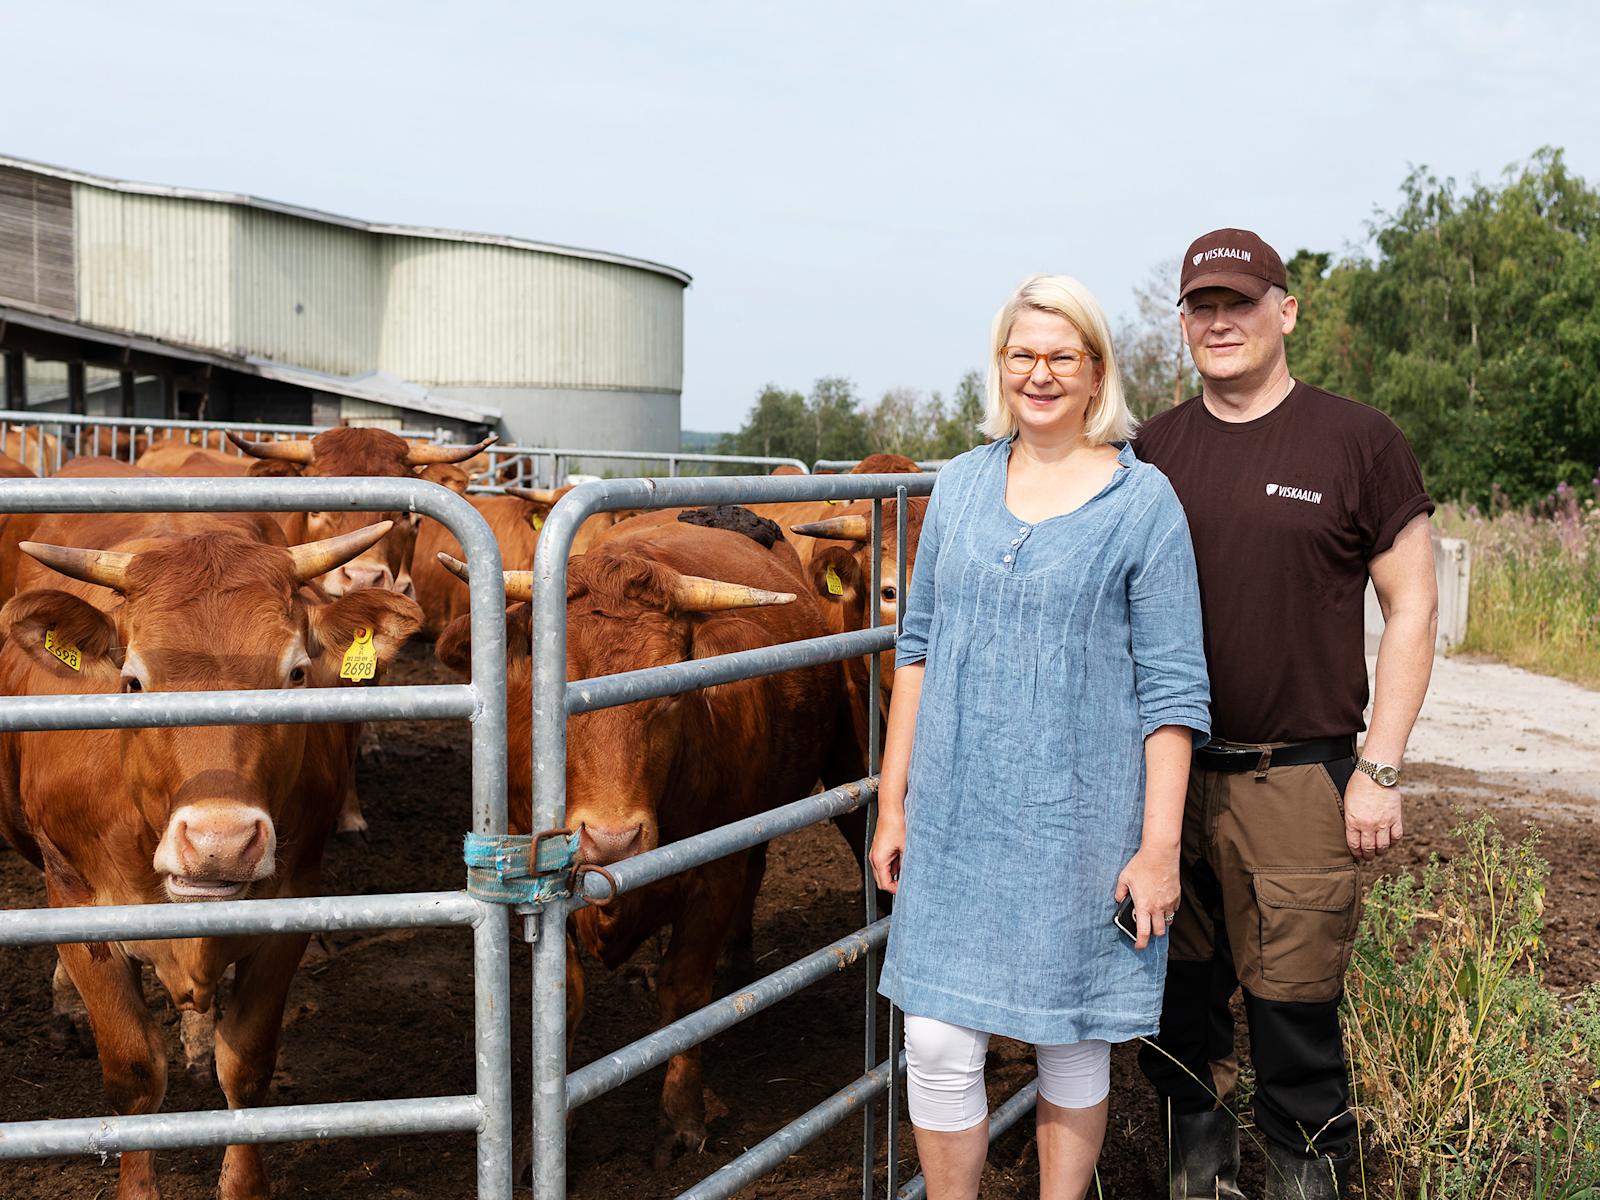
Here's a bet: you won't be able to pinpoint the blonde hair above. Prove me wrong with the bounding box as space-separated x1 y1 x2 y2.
980 274 1134 444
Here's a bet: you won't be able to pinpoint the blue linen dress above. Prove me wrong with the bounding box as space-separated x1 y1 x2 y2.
878 437 1210 1045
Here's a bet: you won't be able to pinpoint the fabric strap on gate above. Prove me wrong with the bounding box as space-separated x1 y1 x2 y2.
463 829 580 905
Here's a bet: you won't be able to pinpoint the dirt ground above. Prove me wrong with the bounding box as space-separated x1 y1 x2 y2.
3 646 1598 1199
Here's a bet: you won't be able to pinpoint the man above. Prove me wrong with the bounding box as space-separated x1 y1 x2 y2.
1132 229 1438 1199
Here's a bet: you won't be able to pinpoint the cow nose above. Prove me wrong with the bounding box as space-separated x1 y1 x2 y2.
577 822 643 866
325 562 395 596
174 811 272 878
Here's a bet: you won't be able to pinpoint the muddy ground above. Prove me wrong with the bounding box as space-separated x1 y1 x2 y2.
3 645 1598 1198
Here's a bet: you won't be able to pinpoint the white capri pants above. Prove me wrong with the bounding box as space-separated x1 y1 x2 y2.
903 1015 1111 1132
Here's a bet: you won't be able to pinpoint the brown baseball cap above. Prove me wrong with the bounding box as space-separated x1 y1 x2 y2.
1177 228 1286 305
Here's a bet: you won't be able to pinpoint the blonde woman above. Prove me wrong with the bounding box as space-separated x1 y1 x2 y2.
872 275 1211 1199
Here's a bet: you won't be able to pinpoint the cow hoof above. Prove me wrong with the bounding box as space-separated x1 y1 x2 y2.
651 1121 706 1170
47 1012 95 1057
335 826 369 846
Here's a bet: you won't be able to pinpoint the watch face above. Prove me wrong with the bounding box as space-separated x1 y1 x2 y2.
1376 765 1400 787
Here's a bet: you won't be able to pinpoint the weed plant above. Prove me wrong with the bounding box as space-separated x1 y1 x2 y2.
1344 816 1600 1197
1441 480 1600 687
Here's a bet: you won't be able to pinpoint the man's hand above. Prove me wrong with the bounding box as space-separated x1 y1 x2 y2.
1344 770 1403 860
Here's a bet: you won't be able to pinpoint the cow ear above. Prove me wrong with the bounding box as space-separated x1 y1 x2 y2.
807 547 867 630
437 602 529 674
0 590 121 684
306 590 422 683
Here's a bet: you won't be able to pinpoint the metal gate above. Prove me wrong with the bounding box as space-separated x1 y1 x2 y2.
521 472 1039 1200
0 409 809 485
0 474 518 1198
0 467 1039 1198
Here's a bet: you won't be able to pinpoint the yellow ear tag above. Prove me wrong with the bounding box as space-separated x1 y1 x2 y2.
824 498 846 506
44 628 81 671
823 565 844 597
531 514 544 531
339 628 377 682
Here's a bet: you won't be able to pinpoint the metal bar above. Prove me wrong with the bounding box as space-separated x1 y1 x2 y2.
0 1095 485 1159
578 777 876 905
893 1081 1039 1200
0 683 473 733
0 890 481 947
676 1053 905 1200
567 627 893 715
568 919 890 1111
812 459 948 474
887 485 909 1198
863 497 883 1200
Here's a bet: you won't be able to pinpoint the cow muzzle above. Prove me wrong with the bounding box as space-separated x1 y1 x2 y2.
323 560 398 596
575 821 647 867
153 804 276 901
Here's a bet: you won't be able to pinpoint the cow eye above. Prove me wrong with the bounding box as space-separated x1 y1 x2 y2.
288 663 308 686
122 676 143 694
881 586 897 603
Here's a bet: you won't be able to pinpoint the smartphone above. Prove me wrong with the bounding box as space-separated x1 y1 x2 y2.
1113 894 1138 942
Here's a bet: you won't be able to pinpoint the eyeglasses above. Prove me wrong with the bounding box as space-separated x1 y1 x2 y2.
998 345 1099 380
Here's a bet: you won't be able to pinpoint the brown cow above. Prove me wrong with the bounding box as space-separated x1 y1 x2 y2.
1 426 61 475
435 523 856 1166
0 517 419 1200
0 450 33 478
411 492 548 640
500 485 643 556
227 427 494 598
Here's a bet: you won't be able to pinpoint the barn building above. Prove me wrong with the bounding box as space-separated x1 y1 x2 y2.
0 155 689 447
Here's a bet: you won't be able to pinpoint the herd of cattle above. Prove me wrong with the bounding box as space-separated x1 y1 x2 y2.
0 426 927 1199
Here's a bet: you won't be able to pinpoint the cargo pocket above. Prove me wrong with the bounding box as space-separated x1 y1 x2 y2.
1252 866 1359 991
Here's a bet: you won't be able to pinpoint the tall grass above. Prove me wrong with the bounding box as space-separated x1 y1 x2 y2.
1440 482 1600 688
1343 816 1600 1198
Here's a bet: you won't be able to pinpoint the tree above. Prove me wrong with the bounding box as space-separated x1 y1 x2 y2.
1290 147 1600 505
928 370 987 459
1116 258 1199 421
717 384 808 460
806 376 872 463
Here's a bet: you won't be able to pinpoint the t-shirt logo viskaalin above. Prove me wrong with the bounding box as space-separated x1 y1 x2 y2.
1265 482 1323 505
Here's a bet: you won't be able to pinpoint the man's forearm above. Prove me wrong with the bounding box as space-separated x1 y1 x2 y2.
1363 603 1437 764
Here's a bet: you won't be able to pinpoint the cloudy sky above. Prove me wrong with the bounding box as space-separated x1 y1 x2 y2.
4 1 1596 432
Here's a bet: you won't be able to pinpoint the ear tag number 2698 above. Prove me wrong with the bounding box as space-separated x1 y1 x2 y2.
340 628 377 682
44 628 81 671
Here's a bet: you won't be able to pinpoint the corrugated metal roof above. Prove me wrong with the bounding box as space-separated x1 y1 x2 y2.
0 152 692 287
0 302 500 426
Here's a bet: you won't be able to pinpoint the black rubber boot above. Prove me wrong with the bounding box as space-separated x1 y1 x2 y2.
1261 1141 1350 1199
1169 1109 1246 1199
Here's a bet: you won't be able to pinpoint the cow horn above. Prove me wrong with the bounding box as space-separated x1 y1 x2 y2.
790 515 870 542
505 486 560 504
671 575 794 612
18 542 134 592
405 434 498 466
437 553 533 603
287 521 395 583
225 430 316 463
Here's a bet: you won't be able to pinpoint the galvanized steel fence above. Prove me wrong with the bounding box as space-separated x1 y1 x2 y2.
0 410 808 486
0 474 517 1198
0 465 1040 1199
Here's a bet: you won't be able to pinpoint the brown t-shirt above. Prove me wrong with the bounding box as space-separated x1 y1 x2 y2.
1132 382 1433 743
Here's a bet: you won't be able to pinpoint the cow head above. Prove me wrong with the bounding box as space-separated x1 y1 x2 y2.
433 551 793 865
5 525 420 903
228 427 495 598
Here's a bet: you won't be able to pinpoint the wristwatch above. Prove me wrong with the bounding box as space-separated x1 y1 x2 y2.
1355 758 1401 787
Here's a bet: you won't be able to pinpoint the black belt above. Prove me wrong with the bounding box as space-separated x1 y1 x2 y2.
1194 736 1355 774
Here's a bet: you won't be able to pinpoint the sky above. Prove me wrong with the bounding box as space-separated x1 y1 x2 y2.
4 1 1597 433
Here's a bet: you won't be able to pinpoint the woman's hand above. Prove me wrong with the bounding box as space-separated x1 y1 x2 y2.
869 812 905 895
1114 845 1180 951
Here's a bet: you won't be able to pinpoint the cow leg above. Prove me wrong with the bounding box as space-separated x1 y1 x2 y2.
58 941 166 1200
50 955 96 1056
723 841 767 988
180 1008 217 1078
213 932 309 1200
336 726 369 843
652 857 745 1169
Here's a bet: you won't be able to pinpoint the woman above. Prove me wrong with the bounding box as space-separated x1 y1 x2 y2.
872 274 1210 1199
